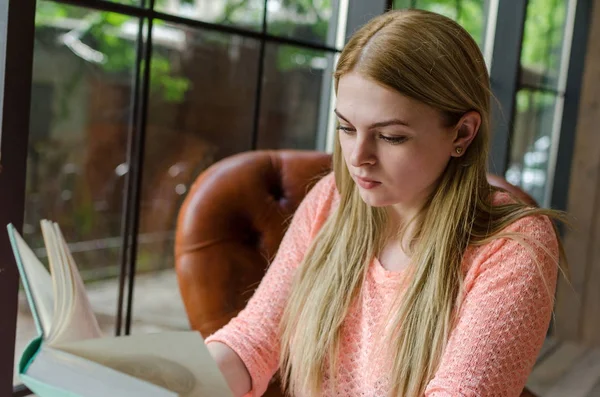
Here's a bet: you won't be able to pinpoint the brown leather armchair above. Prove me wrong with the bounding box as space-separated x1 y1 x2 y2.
174 150 538 397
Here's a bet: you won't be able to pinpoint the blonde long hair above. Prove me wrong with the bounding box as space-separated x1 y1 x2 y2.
279 9 568 397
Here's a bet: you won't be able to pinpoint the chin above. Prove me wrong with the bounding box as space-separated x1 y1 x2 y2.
357 191 390 208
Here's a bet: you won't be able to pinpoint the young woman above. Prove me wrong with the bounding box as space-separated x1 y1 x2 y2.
206 9 567 397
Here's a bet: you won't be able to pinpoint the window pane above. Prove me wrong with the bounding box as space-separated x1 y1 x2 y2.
267 0 337 47
15 3 140 384
132 25 260 332
155 0 264 31
257 44 333 149
520 0 569 90
505 90 560 206
393 0 488 47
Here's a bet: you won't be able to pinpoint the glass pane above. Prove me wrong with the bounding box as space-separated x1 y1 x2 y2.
155 0 265 31
15 3 139 384
505 90 559 206
131 25 261 332
520 0 569 89
257 44 333 149
267 0 337 47
393 0 488 47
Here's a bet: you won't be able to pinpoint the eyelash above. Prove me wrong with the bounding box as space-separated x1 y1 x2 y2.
336 126 408 145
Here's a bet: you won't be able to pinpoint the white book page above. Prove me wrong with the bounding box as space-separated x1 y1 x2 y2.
41 220 68 343
26 346 176 397
56 331 234 397
8 225 54 337
42 221 102 345
53 222 102 343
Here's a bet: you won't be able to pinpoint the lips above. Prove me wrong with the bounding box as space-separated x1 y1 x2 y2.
354 175 381 189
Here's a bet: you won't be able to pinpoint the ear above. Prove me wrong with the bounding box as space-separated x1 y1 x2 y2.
451 111 481 157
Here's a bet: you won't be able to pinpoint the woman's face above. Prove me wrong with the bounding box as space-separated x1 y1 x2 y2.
336 72 463 218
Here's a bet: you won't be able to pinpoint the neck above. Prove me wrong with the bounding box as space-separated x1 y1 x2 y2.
387 199 427 227
384 208 421 252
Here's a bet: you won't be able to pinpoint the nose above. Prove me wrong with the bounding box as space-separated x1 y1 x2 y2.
349 134 376 167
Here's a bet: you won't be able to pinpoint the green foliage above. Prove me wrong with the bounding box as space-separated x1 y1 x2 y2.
394 0 485 45
276 45 325 72
87 13 137 74
267 0 333 73
515 89 555 115
217 0 262 26
280 0 332 16
277 0 332 41
36 1 88 22
521 0 566 75
149 57 191 102
35 0 191 103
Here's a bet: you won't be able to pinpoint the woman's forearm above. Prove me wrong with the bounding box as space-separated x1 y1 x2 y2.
208 341 252 396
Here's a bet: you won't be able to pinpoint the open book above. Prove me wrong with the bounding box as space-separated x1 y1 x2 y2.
10 220 233 397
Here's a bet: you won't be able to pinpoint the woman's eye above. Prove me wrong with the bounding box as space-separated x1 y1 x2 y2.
379 135 408 145
337 125 355 134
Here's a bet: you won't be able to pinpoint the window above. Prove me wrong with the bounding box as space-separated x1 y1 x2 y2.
16 3 141 386
392 0 491 48
505 0 577 206
13 0 344 393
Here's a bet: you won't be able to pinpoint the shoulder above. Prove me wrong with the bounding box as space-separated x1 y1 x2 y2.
462 192 559 279
301 172 337 212
307 171 337 198
294 172 338 237
489 191 556 238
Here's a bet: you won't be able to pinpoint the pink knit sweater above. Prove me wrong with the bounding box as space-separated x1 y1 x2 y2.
206 173 558 397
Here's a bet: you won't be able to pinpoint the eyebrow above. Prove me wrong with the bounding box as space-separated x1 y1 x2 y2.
334 109 410 128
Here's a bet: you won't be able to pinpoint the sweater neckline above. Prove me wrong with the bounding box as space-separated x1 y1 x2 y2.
371 257 409 284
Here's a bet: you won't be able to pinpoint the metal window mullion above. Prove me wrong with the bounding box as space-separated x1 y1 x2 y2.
550 0 593 212
153 10 339 52
123 0 156 335
115 1 148 337
250 0 269 150
1 0 36 396
316 0 342 151
50 0 148 17
344 0 387 42
517 82 562 95
542 0 579 207
324 0 351 153
482 0 500 69
487 0 528 175
51 0 340 53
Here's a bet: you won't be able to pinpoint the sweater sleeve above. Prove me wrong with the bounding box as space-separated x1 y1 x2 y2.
205 173 335 397
424 215 559 397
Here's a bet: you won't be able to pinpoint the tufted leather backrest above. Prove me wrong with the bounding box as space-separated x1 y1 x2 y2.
175 150 331 336
174 149 538 397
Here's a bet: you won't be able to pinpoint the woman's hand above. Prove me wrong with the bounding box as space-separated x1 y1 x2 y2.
208 341 252 396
